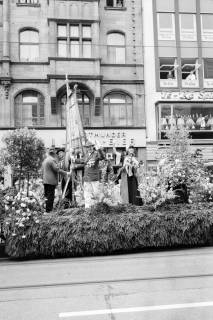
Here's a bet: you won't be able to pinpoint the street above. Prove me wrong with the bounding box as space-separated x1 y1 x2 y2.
1 248 213 320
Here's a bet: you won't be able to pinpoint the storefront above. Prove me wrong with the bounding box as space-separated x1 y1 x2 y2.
145 90 213 163
157 91 213 140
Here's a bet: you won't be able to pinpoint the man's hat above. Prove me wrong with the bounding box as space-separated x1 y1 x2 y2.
56 148 65 154
84 140 95 147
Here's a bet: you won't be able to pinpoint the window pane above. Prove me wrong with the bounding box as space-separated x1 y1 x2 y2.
107 33 125 45
58 25 67 37
202 14 213 30
20 30 38 43
158 13 173 29
58 40 67 57
204 59 213 78
82 26 91 38
70 25 79 37
83 41 91 58
104 93 133 127
181 14 194 29
70 40 80 57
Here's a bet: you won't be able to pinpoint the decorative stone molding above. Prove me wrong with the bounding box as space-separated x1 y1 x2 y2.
0 79 11 99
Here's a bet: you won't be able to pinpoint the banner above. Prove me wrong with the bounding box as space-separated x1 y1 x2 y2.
65 77 86 155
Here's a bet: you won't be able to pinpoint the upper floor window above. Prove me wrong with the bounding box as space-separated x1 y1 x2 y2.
104 92 133 127
157 13 175 40
180 14 197 41
201 14 213 41
204 59 213 88
159 58 178 87
181 59 200 88
107 33 125 64
17 0 39 4
14 90 45 127
106 0 124 8
20 29 39 61
57 24 92 58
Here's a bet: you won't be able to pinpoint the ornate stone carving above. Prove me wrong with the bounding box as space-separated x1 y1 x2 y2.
0 79 11 99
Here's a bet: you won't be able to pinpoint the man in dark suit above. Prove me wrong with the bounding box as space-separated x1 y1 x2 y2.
42 148 70 212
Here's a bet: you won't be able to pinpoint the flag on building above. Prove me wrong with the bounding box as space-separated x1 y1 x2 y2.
65 75 86 155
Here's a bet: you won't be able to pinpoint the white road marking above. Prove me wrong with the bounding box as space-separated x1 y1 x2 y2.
59 301 213 318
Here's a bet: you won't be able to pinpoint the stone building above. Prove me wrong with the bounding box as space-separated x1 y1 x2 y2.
0 0 145 161
143 0 213 166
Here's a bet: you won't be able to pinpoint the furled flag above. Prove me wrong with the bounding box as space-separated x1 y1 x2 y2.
65 75 86 155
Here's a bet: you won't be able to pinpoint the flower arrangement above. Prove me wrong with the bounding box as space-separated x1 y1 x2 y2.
138 170 176 209
3 189 45 239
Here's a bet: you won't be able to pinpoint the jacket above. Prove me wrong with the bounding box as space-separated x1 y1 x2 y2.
42 155 67 186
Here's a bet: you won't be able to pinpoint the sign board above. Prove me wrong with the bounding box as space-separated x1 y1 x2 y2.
86 129 146 148
159 91 213 101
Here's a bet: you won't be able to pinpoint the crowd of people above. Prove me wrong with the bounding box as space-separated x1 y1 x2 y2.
42 141 144 212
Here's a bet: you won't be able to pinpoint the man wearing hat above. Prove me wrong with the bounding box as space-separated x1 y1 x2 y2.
42 148 70 212
83 140 105 208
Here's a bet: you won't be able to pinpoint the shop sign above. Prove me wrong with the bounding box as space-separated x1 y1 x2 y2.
85 129 146 148
160 91 213 101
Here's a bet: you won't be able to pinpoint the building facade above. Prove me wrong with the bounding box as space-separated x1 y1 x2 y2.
143 0 213 166
0 0 145 161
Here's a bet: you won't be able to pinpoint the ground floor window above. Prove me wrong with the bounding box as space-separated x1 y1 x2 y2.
14 90 45 127
158 102 213 139
57 86 92 127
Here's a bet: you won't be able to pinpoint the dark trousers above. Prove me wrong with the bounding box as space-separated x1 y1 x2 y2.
44 184 56 212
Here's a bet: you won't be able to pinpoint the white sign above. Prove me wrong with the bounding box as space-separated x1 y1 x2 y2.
86 129 146 148
160 91 213 101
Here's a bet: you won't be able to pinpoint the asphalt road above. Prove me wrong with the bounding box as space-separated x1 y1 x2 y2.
1 248 213 320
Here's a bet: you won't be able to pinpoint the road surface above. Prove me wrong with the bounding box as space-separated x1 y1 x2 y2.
1 247 213 319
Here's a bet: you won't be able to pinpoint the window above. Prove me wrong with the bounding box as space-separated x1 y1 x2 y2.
180 14 197 41
201 14 213 41
104 92 133 126
181 59 200 88
58 87 92 127
14 91 44 127
159 103 213 139
159 58 178 87
106 0 124 8
20 29 39 61
107 33 125 64
18 0 39 3
204 59 213 88
157 13 175 40
57 24 92 58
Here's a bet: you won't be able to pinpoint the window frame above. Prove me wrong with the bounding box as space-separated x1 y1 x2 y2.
107 32 126 64
203 58 213 88
19 29 39 62
159 57 178 88
158 102 213 140
14 90 45 128
181 58 200 88
179 13 197 41
103 92 133 127
201 14 213 42
57 23 92 58
106 0 125 8
157 12 175 41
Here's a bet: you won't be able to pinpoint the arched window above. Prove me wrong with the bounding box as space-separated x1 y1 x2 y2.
15 90 45 127
104 92 133 126
58 85 92 127
20 29 39 61
107 32 125 64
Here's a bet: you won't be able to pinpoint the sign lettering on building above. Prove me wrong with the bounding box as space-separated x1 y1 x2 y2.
160 91 213 101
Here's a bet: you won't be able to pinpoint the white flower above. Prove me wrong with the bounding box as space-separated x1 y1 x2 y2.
5 205 9 211
21 235 26 239
16 210 21 214
20 203 26 208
